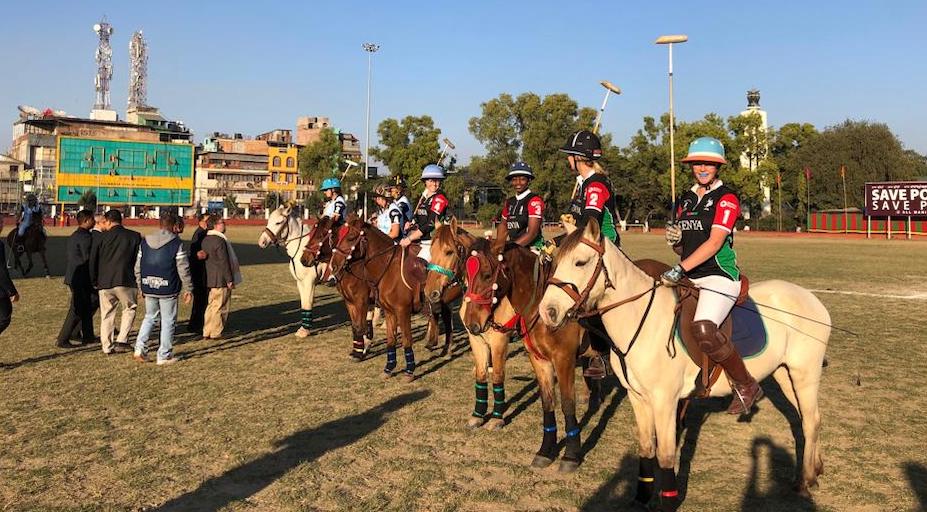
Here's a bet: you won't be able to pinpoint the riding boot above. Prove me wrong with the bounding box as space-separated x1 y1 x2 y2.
719 351 764 415
580 317 611 380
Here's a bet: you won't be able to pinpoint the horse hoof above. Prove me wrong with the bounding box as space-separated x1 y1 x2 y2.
466 416 485 429
531 455 555 468
403 373 415 383
294 327 310 338
349 352 364 362
482 418 505 431
381 371 394 380
557 459 581 473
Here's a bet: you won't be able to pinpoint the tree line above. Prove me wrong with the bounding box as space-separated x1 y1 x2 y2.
299 92 927 228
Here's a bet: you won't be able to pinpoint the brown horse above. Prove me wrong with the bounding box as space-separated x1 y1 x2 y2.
329 216 454 381
299 216 373 358
6 221 49 278
454 222 589 471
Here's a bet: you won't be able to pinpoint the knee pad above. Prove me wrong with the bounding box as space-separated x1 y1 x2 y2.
692 320 733 362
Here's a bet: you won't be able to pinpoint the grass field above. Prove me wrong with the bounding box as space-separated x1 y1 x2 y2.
1 226 925 512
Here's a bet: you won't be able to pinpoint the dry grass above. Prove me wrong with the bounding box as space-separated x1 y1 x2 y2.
0 226 925 511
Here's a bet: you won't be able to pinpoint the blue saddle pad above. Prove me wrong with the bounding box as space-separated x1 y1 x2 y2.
675 296 768 359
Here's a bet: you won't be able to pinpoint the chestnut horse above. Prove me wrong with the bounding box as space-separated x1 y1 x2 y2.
328 216 455 381
298 216 374 358
539 220 829 511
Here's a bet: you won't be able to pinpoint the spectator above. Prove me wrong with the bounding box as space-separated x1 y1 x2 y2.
90 209 142 354
0 219 19 335
56 210 97 347
132 212 193 365
187 212 210 334
200 217 242 339
70 214 106 342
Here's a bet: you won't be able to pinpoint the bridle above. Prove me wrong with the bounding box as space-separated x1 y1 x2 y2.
262 212 312 276
425 234 469 298
463 249 512 334
301 221 335 274
330 222 398 288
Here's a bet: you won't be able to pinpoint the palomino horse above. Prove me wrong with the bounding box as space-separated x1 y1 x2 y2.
538 219 829 511
257 206 318 337
299 215 375 358
6 222 50 277
328 216 454 381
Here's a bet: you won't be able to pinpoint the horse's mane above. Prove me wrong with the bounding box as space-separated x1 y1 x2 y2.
554 226 591 264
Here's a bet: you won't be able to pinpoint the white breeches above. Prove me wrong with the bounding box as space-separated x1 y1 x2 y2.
691 275 742 326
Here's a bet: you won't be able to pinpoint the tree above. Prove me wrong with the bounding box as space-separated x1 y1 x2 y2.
264 192 284 210
468 92 598 219
77 190 98 212
369 115 442 192
298 128 343 189
791 120 919 211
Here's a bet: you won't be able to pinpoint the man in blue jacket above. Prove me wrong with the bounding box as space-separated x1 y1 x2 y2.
132 211 193 365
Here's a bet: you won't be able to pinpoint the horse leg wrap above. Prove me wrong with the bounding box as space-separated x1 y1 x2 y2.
538 410 557 458
692 320 733 362
473 382 489 419
563 414 582 462
635 456 657 505
351 335 365 357
490 384 506 420
658 467 680 511
403 347 415 375
384 347 397 374
300 309 313 330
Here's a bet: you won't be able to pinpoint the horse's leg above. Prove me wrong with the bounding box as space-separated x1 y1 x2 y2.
626 390 658 507
295 277 315 338
398 307 416 382
467 333 491 428
553 346 583 473
439 301 454 358
24 252 33 276
652 393 682 512
40 250 50 278
483 330 509 431
528 355 558 467
790 365 824 496
346 296 367 360
424 304 439 350
382 312 398 378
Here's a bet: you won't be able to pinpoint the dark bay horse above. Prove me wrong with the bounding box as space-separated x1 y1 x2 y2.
299 216 373 358
328 216 453 381
6 221 49 277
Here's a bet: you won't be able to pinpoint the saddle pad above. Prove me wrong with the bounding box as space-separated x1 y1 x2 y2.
675 296 768 359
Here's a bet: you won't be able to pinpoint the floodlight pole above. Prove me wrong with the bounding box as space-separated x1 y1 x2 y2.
656 35 688 212
362 42 379 220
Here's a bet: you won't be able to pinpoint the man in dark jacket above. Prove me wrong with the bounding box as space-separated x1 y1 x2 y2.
90 209 142 354
0 220 19 335
186 212 210 333
56 210 97 347
132 211 193 364
201 217 238 339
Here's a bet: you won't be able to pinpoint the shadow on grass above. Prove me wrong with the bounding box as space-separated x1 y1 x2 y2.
904 462 927 511
740 437 817 511
578 453 638 511
579 382 626 457
0 343 100 371
154 390 430 512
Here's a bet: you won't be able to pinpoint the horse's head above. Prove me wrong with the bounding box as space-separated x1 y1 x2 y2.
329 215 367 277
462 221 510 334
539 218 611 329
258 205 294 249
300 216 334 267
424 217 467 304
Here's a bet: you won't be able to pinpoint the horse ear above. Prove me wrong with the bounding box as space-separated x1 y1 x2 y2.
583 217 601 241
491 220 507 255
563 223 578 235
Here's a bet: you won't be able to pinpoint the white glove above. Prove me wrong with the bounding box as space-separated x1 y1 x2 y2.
665 222 682 245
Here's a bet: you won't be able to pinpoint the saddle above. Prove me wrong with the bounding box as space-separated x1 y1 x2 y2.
630 260 751 398
400 244 427 312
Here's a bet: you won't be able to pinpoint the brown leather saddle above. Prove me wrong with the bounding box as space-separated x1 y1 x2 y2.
632 260 749 399
401 244 428 312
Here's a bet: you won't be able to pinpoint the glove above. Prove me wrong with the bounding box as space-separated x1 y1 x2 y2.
542 238 558 256
661 264 686 286
665 222 682 245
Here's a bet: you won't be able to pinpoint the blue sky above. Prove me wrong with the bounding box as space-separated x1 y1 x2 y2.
2 0 925 164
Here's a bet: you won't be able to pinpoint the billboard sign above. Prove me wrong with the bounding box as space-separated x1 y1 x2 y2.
56 136 195 206
865 181 927 217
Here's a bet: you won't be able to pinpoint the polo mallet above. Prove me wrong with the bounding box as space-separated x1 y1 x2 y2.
340 159 359 180
570 80 622 202
437 138 456 166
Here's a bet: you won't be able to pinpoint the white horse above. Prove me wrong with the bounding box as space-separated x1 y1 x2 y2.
257 205 322 338
538 220 829 511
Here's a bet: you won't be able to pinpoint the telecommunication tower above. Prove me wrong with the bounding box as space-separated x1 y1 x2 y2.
91 18 117 120
128 30 148 110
